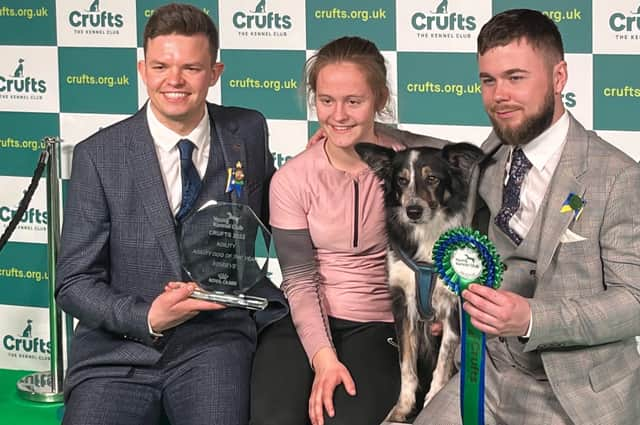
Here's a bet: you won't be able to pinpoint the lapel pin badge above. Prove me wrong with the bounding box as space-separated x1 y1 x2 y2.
560 192 585 221
226 160 245 197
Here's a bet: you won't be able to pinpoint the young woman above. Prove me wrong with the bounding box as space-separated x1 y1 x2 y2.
250 36 444 425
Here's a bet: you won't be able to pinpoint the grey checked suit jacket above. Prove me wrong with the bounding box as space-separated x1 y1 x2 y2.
479 113 640 425
56 102 287 396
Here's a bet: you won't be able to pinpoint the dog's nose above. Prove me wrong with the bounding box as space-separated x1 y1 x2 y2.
406 205 423 220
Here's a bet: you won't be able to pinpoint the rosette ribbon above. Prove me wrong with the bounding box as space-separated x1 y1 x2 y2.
432 227 503 425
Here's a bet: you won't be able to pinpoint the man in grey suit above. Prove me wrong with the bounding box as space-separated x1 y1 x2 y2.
56 4 286 425
414 9 640 425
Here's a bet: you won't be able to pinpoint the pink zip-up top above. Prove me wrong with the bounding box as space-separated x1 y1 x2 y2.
269 140 393 362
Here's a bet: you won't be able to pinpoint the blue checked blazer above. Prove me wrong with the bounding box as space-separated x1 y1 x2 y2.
56 102 287 396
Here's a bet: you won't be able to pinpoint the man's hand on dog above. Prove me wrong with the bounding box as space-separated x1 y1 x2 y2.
461 284 531 337
309 347 356 425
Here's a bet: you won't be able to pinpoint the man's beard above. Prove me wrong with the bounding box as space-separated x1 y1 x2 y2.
490 90 555 146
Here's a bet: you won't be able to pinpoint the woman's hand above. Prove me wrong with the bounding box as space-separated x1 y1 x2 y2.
376 132 406 152
308 347 356 425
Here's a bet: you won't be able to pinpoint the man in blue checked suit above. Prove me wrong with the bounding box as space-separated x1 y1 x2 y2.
56 4 286 425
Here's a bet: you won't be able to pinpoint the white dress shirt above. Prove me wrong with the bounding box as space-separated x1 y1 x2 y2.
146 105 211 217
502 111 569 338
505 111 570 241
145 105 211 336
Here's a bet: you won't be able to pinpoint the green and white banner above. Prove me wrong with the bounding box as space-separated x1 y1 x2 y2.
0 0 638 371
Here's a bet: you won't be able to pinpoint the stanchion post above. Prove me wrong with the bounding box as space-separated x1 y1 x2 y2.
16 137 69 403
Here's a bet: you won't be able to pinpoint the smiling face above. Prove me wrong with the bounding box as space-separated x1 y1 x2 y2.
315 61 379 151
478 38 566 146
138 33 224 135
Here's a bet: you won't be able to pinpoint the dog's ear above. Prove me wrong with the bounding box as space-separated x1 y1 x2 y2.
355 143 395 180
442 142 484 172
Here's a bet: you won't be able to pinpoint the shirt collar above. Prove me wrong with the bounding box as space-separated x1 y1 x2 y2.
146 104 210 152
520 111 569 172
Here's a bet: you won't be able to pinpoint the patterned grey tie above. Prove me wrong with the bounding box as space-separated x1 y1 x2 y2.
494 148 532 245
175 139 202 222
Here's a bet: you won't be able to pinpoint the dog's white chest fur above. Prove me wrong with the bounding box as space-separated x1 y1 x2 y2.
384 210 464 421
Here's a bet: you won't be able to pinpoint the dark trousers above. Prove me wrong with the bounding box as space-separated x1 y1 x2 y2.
63 338 253 425
250 315 400 425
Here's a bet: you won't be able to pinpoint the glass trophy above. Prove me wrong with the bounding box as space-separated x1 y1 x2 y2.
179 200 273 310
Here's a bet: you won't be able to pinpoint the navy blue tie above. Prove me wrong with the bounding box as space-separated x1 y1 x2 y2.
494 148 532 245
175 139 202 222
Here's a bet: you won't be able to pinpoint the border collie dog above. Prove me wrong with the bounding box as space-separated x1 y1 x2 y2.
356 142 484 422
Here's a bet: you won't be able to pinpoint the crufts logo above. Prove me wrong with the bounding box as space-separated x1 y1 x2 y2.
68 0 124 29
13 58 24 78
254 0 266 13
273 151 292 168
3 319 51 356
0 58 47 94
411 0 476 31
0 194 48 225
22 319 32 337
432 0 448 14
232 0 292 30
609 4 640 31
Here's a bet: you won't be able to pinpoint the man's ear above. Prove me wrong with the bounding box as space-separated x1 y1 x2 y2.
553 60 568 95
137 60 147 85
210 62 225 86
355 142 395 181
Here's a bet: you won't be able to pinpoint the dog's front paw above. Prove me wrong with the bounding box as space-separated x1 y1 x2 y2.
385 405 411 423
423 383 443 408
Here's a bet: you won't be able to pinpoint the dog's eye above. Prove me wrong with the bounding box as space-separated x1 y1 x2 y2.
397 176 409 186
426 176 440 185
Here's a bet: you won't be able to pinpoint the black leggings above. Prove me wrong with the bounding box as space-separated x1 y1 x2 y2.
250 314 400 425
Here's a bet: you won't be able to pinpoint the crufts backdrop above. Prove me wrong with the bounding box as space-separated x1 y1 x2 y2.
0 0 638 371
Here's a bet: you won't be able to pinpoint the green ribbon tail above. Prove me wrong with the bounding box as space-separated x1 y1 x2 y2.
432 226 503 425
460 279 485 425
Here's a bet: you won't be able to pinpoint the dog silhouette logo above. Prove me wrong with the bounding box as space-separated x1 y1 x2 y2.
22 320 33 338
451 248 483 281
226 211 240 225
463 253 477 265
87 0 99 12
432 0 448 14
13 58 24 78
254 0 266 13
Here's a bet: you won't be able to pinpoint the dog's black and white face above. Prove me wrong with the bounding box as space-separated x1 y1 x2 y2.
356 142 484 226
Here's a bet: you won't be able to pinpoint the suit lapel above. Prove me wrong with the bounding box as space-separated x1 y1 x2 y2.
480 132 509 216
124 103 252 280
536 114 588 276
209 105 249 205
127 108 183 278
